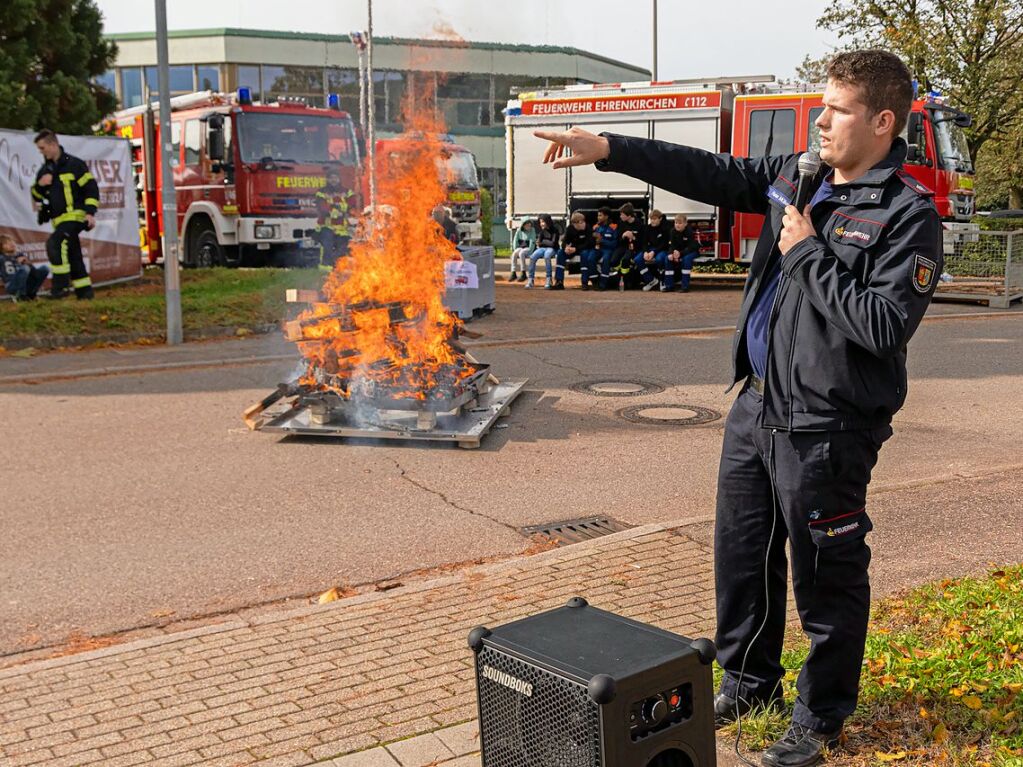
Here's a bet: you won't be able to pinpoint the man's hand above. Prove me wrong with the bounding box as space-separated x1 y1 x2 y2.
85 214 96 231
669 250 680 262
565 245 575 255
534 127 610 169
780 205 815 255
643 251 654 262
38 173 53 186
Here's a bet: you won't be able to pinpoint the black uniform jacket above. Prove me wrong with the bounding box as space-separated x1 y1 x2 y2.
616 218 644 252
597 135 942 431
32 149 99 225
562 226 595 252
644 219 671 252
669 224 700 256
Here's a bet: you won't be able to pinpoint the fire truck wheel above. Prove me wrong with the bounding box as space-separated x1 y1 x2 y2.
188 220 239 268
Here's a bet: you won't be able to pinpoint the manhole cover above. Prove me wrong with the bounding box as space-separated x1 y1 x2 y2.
522 516 631 545
570 379 665 397
617 403 721 427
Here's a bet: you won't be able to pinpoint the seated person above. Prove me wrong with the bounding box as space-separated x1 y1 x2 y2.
0 234 49 301
591 207 618 291
634 208 670 291
605 203 642 291
509 219 536 282
666 214 701 291
527 215 560 289
557 211 594 290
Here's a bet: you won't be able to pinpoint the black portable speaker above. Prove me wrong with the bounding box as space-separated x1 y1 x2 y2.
469 597 717 767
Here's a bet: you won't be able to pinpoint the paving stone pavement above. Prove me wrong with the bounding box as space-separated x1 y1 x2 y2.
0 521 718 767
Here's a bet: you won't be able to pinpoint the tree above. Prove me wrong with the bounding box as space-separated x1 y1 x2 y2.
813 0 1023 158
0 0 118 134
811 0 1023 210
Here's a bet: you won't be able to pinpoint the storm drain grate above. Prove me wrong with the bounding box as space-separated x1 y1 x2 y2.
617 403 721 427
570 379 665 397
521 516 632 545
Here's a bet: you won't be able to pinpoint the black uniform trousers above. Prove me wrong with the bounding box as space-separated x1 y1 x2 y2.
714 382 891 733
46 221 91 296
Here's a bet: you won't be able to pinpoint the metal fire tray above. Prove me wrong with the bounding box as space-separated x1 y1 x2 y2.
256 378 528 449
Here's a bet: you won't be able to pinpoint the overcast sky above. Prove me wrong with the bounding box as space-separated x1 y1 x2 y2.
95 1 842 81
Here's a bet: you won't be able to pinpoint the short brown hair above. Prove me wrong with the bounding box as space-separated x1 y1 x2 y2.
649 209 663 220
674 213 688 223
570 211 586 224
827 50 913 136
0 234 15 249
33 128 58 144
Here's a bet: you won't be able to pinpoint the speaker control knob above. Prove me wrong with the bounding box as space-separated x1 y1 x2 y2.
642 696 668 725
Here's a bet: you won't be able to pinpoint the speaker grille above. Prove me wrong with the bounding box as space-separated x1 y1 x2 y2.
477 645 601 767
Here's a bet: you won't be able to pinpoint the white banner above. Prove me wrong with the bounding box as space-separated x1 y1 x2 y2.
0 129 141 293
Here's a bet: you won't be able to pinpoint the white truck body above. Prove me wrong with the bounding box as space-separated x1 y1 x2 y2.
504 79 742 234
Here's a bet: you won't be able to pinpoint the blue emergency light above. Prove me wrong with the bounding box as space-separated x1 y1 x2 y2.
327 92 341 110
237 87 253 105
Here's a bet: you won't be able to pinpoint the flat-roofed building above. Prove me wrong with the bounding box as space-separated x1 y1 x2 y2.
100 28 649 241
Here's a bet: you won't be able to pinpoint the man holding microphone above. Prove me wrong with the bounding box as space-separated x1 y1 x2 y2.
536 51 942 766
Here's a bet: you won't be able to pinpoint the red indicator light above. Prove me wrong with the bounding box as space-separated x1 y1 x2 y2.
669 694 680 707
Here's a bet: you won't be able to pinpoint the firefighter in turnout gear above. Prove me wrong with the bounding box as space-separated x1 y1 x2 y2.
32 130 98 299
313 167 352 269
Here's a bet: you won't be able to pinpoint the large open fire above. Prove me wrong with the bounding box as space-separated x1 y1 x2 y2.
291 112 472 402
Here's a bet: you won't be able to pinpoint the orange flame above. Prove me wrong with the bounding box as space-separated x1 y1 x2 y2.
293 102 470 400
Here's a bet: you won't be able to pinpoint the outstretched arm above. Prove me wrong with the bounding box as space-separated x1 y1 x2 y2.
534 127 793 215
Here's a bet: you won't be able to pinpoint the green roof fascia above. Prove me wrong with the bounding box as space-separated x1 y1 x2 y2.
105 27 649 76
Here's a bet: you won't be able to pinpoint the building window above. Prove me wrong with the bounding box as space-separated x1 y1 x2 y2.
262 65 324 103
196 65 220 92
237 65 261 97
184 120 201 165
748 109 796 156
94 71 116 97
437 73 492 128
120 67 144 108
144 65 195 100
171 121 181 162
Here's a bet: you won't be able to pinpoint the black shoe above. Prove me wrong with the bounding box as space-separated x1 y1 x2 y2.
553 281 564 290
48 288 70 300
75 287 95 300
761 722 841 767
713 691 785 728
580 284 590 291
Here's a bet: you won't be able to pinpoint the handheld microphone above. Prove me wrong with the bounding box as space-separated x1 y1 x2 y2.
793 151 822 210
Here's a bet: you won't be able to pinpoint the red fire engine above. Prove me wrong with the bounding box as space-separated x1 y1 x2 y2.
375 136 484 243
506 80 974 263
727 87 975 261
113 90 362 267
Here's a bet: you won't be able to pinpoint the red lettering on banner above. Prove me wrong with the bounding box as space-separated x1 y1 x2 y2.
520 91 720 116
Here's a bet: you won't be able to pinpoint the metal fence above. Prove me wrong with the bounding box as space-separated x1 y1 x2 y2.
936 226 1023 308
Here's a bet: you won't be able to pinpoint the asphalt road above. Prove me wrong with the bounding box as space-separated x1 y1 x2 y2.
1 284 1021 657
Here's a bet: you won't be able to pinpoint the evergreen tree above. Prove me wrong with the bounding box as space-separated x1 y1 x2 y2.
0 0 118 134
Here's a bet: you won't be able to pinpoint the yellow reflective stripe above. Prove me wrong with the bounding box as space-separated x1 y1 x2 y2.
84 198 100 207
72 276 92 288
31 186 44 200
59 173 75 211
52 239 71 274
77 172 95 187
52 210 87 225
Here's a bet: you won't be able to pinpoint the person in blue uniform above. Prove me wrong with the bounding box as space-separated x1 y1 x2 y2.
534 50 942 767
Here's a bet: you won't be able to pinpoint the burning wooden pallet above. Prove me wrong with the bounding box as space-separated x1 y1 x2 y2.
244 289 526 448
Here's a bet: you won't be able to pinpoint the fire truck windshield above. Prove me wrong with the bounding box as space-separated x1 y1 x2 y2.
238 113 357 165
438 151 478 188
931 113 973 173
